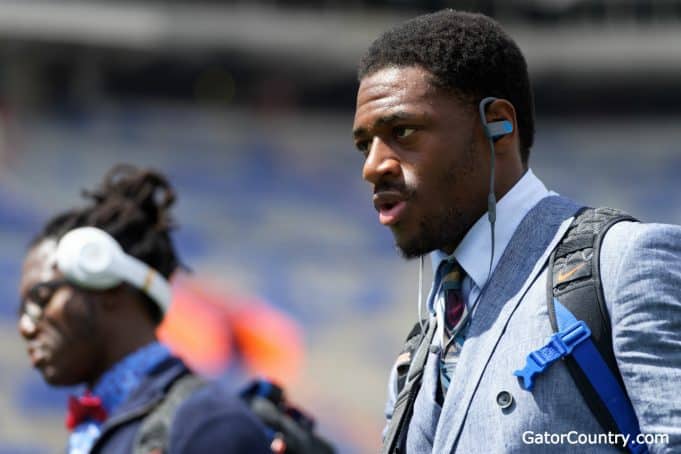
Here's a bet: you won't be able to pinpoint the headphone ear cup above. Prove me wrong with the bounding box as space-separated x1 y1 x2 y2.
56 227 123 289
55 226 172 312
485 120 514 141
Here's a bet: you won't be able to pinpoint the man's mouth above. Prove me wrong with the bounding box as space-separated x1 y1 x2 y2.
373 191 408 226
27 343 50 367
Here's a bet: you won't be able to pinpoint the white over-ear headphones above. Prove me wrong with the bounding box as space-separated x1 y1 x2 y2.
56 226 171 313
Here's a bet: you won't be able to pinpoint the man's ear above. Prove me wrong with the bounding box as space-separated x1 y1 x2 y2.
97 285 127 312
484 98 518 152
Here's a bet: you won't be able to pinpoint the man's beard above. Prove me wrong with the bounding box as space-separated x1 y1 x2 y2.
395 204 467 259
394 135 477 260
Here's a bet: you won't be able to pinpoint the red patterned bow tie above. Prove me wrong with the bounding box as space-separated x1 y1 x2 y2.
65 391 108 430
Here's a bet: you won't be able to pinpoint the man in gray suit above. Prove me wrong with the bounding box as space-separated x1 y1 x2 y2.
352 9 681 453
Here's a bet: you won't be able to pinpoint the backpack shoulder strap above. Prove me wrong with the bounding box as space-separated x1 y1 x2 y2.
381 317 437 454
548 207 637 373
395 320 427 395
133 372 205 454
241 380 336 454
547 207 644 450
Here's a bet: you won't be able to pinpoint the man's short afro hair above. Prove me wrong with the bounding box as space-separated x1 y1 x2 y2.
358 9 535 164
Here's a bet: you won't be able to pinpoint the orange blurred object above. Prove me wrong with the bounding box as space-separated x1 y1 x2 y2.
157 276 304 384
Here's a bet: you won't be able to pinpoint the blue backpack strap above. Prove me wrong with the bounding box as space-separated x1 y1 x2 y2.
552 300 647 454
513 299 647 453
513 314 591 391
547 207 645 452
515 207 647 453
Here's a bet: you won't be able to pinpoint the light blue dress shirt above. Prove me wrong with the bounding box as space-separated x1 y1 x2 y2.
428 169 554 344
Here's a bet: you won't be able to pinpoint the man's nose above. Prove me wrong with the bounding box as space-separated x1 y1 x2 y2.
362 137 401 186
18 312 38 339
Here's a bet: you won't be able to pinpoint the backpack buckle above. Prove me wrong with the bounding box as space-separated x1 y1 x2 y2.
513 321 591 391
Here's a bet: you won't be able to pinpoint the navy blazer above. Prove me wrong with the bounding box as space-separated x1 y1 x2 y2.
90 356 271 453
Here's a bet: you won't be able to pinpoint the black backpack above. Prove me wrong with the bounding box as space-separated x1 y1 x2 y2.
382 207 644 454
133 375 335 454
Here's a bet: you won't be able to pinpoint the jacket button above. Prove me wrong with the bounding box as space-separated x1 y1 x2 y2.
496 391 513 409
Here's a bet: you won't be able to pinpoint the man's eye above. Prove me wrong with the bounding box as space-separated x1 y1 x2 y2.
28 283 59 307
32 285 53 304
395 127 415 139
355 140 370 155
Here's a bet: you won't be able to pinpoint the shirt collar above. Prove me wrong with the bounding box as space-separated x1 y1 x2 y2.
67 342 171 454
92 341 171 414
430 169 552 289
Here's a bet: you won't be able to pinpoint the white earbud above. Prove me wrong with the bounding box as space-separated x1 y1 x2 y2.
56 227 171 313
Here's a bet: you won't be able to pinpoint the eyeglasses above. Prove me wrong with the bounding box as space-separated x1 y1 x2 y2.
19 279 70 324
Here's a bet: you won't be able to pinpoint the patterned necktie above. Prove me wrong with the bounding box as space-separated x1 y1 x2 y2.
438 260 468 400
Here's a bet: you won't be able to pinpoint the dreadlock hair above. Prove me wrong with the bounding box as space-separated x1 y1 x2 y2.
358 9 535 165
31 164 181 324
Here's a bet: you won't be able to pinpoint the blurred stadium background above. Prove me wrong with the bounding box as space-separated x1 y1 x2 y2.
0 1 680 453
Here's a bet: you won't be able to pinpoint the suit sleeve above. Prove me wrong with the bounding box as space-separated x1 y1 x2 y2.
168 383 272 454
601 221 681 452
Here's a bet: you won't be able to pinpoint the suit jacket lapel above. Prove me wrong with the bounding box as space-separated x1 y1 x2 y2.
432 196 581 452
92 358 188 450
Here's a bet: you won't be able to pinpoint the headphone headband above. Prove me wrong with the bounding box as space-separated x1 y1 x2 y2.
56 227 171 313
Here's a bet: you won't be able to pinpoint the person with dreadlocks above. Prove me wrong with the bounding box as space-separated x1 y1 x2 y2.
17 164 272 454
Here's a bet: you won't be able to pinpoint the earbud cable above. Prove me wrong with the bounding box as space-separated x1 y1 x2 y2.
418 99 499 338
418 255 425 331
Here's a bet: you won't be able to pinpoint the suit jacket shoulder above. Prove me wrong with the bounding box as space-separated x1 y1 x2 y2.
92 357 188 454
92 357 271 454
600 221 681 451
168 380 271 454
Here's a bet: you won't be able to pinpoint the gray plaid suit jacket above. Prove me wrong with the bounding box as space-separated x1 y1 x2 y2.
385 196 681 453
